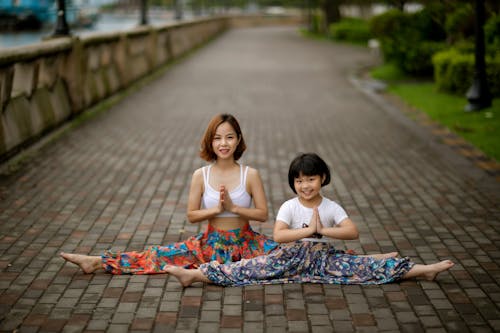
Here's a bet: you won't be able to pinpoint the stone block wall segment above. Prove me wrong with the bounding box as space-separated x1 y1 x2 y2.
12 61 38 98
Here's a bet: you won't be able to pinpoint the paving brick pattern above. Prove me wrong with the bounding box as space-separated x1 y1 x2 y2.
1 26 499 332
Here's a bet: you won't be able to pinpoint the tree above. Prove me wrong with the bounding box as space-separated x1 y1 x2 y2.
320 0 341 25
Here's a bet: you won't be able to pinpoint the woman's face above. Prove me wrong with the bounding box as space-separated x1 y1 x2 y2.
212 122 239 160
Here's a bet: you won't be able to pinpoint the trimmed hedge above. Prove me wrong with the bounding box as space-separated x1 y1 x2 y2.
329 17 371 44
432 48 500 97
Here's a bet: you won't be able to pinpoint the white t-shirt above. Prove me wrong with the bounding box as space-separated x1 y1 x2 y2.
276 197 349 242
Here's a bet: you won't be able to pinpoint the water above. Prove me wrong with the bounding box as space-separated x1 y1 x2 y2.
0 11 190 50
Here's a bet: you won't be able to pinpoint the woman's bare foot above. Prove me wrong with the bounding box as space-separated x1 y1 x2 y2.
165 266 209 287
60 252 101 274
367 252 399 260
422 260 455 281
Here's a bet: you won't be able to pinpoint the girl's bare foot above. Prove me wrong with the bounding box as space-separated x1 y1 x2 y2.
423 260 455 281
165 265 209 287
60 252 101 274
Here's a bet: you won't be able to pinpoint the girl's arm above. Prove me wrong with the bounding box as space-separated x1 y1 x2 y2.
223 168 268 222
186 168 223 223
318 218 359 240
273 220 316 243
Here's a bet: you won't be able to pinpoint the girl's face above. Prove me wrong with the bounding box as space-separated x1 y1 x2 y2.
294 172 323 203
212 122 239 160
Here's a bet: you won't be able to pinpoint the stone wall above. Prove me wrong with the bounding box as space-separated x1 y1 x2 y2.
0 14 302 162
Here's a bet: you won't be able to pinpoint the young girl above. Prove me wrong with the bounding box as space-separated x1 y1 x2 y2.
60 114 278 274
166 153 454 286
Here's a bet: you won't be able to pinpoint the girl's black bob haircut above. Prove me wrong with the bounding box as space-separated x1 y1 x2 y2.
288 153 331 193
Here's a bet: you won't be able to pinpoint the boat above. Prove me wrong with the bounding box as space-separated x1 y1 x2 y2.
0 0 53 30
0 0 99 31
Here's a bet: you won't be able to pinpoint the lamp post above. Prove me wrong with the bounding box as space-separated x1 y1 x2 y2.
139 0 149 25
52 0 70 36
305 0 313 32
465 0 492 112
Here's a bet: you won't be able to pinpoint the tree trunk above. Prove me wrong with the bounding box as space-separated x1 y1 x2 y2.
394 0 405 11
322 0 341 27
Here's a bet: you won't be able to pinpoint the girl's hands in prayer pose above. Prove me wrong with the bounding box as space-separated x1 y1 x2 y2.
313 207 323 239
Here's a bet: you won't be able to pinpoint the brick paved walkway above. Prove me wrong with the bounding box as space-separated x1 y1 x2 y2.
1 26 499 333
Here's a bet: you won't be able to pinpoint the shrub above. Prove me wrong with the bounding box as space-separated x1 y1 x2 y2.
329 17 371 44
433 48 500 97
402 41 447 76
412 3 447 42
485 14 500 56
445 3 474 43
370 10 417 64
369 8 447 76
370 9 406 40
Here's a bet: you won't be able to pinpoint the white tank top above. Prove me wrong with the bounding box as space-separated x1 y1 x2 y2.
201 164 252 217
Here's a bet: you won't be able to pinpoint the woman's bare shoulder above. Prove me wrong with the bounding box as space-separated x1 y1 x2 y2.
245 166 262 180
191 167 205 182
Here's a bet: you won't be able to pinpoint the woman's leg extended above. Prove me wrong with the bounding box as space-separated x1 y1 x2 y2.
402 260 454 280
99 225 245 274
62 224 276 275
62 235 205 275
101 242 202 274
60 253 102 274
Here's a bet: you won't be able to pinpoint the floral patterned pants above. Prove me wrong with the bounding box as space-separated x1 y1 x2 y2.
200 241 414 286
101 224 278 274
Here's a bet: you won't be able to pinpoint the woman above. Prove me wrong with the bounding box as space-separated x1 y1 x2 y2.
61 114 278 274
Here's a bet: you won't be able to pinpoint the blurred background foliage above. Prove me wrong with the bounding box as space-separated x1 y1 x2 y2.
305 0 500 96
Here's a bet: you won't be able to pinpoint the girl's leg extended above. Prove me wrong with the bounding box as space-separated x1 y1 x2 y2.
199 243 308 286
359 252 398 259
320 250 454 284
318 249 416 285
402 260 454 280
165 266 210 287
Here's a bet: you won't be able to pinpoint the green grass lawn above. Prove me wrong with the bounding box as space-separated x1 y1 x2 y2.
371 64 500 162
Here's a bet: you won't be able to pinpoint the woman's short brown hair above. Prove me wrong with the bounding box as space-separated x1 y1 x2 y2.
199 114 247 161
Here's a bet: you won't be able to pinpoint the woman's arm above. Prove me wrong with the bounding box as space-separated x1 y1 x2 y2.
186 168 223 223
223 168 268 222
318 218 359 240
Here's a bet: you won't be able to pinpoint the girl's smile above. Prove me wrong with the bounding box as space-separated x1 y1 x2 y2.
294 173 323 206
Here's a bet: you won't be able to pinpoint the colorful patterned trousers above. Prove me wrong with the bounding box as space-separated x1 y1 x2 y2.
200 241 414 286
102 224 278 274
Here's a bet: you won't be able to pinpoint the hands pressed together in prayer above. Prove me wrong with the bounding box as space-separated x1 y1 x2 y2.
218 185 235 214
306 207 323 239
